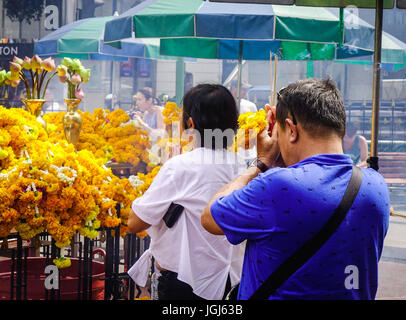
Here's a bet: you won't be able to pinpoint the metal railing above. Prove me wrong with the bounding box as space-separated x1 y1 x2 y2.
1 204 150 300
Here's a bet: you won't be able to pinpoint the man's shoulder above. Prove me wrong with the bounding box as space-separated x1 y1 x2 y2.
361 167 388 188
255 167 299 191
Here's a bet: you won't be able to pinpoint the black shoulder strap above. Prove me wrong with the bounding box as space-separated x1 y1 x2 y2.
249 165 363 300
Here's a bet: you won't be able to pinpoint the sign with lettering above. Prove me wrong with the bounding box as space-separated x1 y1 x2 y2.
120 59 134 77
0 44 34 61
137 58 151 78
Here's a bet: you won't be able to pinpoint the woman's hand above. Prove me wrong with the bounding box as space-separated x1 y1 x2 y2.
133 114 151 133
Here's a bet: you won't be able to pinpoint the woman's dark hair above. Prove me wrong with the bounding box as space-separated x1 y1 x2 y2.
276 78 346 138
137 87 154 101
182 84 238 149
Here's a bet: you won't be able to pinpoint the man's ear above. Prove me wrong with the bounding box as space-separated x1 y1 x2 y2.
187 117 195 129
285 118 298 143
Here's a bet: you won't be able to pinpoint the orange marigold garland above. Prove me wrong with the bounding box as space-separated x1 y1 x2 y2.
0 106 161 268
44 108 152 169
232 109 268 152
162 101 181 125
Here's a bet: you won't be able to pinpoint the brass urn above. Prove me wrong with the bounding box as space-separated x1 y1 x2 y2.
63 98 82 148
21 99 47 131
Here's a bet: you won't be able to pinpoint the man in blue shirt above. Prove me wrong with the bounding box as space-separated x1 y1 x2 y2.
201 79 390 300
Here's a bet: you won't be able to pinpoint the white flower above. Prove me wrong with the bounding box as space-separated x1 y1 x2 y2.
50 165 77 187
0 166 17 181
129 175 144 189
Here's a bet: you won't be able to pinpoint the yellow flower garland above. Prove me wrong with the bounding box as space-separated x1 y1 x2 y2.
232 109 268 151
0 106 161 268
162 101 181 125
44 108 152 169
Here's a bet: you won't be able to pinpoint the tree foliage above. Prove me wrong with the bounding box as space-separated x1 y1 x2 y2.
3 0 45 24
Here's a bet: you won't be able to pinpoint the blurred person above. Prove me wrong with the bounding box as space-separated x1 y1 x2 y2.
127 95 139 119
104 93 119 111
184 72 194 94
132 87 165 140
229 80 257 114
202 78 390 300
127 84 246 300
343 122 368 167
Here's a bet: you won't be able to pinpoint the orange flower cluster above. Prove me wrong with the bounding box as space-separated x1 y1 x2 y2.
162 101 181 125
0 106 161 265
44 108 153 169
232 109 268 152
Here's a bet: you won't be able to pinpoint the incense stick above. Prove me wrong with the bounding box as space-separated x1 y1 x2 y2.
270 51 273 105
272 55 278 106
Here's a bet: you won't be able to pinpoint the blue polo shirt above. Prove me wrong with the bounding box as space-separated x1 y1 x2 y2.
211 154 390 300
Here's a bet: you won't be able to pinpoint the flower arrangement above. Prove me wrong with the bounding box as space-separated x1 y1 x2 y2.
57 58 90 99
162 101 181 125
232 109 268 151
10 55 56 99
0 70 14 97
0 106 160 268
44 108 154 169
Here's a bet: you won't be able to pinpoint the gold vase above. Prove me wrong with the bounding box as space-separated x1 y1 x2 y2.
63 98 82 148
21 99 47 131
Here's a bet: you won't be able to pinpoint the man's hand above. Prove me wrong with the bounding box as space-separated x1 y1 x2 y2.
257 105 280 168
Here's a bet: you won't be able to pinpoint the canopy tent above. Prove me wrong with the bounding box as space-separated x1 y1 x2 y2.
206 0 405 171
103 0 384 108
34 15 177 110
335 28 406 72
104 0 367 45
208 0 395 8
34 16 167 61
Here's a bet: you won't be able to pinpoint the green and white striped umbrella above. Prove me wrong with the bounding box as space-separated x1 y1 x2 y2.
104 0 357 45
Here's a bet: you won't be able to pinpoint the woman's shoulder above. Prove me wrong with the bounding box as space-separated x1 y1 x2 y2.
357 135 368 144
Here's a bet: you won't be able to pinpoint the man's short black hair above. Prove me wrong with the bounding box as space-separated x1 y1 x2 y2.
182 84 238 149
276 78 346 138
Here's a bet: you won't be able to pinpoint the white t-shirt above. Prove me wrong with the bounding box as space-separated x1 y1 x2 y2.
129 147 246 300
239 98 257 114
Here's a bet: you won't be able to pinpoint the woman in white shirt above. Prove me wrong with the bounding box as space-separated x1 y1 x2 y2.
127 84 246 300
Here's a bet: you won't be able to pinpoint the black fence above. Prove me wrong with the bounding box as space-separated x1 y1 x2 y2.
0 203 151 300
345 99 406 152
